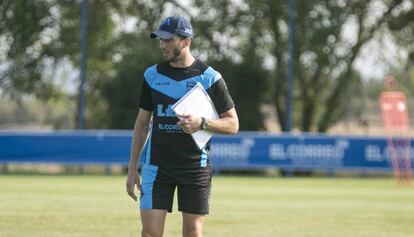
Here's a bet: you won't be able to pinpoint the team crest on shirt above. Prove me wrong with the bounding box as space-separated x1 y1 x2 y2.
185 80 197 92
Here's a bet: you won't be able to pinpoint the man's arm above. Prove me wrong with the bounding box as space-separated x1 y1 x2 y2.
204 108 239 134
126 108 152 201
177 108 239 135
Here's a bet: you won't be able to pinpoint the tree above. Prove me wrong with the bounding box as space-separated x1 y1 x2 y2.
241 0 413 132
3 0 413 132
210 49 271 130
99 0 272 130
187 0 273 130
99 33 161 128
0 0 58 99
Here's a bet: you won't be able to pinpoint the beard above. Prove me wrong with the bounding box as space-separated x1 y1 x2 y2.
164 46 184 63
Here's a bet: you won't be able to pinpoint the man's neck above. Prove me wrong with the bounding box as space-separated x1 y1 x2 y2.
170 52 195 68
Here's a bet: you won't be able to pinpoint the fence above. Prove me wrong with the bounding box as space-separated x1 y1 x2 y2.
0 131 412 173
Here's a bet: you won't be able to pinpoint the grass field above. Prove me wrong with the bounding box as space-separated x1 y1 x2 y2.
1 175 413 237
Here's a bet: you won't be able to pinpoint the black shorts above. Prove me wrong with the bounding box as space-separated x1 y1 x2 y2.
140 164 212 215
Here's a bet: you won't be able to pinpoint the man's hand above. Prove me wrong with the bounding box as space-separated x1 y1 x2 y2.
177 114 202 134
126 171 141 201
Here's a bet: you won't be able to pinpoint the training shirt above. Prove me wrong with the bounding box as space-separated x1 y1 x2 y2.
139 59 235 168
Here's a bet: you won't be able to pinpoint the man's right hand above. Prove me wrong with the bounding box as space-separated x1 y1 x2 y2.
126 171 141 201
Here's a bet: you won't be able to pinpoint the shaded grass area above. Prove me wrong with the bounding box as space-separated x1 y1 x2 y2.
0 175 413 237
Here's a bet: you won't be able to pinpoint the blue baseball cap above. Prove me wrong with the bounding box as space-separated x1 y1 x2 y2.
150 15 193 39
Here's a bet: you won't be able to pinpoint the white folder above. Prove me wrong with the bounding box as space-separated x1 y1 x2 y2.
172 83 219 149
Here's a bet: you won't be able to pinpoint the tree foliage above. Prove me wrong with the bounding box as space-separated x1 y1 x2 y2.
239 0 414 132
0 0 58 99
1 0 414 131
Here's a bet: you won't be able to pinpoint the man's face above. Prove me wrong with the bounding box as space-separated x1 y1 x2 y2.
159 36 185 62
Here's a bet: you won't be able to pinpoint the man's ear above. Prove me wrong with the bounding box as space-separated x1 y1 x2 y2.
183 38 191 48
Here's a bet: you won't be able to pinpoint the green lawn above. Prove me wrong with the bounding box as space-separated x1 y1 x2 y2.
0 175 413 237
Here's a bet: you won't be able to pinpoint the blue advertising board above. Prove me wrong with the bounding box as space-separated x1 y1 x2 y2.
211 133 411 171
0 131 412 172
0 131 131 165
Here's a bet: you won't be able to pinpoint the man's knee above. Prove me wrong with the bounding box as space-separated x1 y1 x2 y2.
183 228 202 237
183 221 203 237
141 227 163 237
140 209 167 237
182 213 204 237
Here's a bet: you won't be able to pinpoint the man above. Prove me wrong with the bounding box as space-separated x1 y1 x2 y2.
126 15 239 237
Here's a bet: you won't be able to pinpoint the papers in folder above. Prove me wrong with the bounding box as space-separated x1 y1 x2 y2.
172 83 219 149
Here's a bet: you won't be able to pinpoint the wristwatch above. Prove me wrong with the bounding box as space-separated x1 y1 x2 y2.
201 117 208 130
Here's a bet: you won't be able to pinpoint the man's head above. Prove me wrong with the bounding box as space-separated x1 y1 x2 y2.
150 15 193 40
150 16 193 63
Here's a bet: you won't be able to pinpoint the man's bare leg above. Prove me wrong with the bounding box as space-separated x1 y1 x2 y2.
141 209 168 237
182 212 205 237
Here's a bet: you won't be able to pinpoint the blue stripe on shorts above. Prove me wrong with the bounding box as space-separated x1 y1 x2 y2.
140 164 158 209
